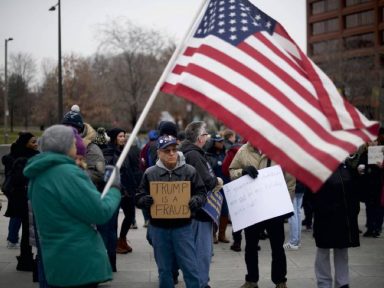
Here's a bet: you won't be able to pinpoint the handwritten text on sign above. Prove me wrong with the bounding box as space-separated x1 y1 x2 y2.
150 181 191 219
223 165 293 232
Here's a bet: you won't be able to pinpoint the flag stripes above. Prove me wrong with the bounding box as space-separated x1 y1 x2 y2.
161 1 379 191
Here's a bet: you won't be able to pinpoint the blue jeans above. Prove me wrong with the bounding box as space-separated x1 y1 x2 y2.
150 223 200 288
191 220 213 287
288 193 304 246
7 217 21 243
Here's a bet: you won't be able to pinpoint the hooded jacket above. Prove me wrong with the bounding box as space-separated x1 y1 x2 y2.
24 152 120 287
136 152 206 228
179 141 218 222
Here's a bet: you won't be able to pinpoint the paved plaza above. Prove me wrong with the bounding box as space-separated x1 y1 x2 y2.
0 193 383 288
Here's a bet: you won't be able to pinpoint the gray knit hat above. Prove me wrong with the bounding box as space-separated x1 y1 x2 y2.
39 125 75 155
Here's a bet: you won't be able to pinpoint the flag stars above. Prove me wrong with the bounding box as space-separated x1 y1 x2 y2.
229 12 236 17
229 19 236 24
218 21 225 26
219 0 225 5
230 35 237 41
266 21 272 29
229 5 236 10
241 26 249 32
218 28 225 34
229 26 237 32
241 12 247 17
219 7 225 12
218 14 225 19
241 19 248 24
255 14 261 21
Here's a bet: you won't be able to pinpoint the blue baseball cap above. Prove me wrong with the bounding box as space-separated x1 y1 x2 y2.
157 135 177 149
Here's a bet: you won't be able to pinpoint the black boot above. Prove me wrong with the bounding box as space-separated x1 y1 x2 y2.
109 254 117 272
16 255 34 272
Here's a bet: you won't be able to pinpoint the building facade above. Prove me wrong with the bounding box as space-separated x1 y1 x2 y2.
307 0 384 122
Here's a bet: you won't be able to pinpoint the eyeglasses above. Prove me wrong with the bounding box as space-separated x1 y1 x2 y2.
200 133 209 137
160 148 178 154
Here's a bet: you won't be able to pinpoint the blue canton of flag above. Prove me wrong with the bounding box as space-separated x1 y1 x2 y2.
194 0 276 45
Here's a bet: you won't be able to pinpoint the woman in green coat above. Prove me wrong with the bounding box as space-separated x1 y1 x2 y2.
24 125 121 288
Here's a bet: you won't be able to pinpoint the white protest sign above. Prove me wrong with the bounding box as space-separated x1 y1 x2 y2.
223 165 293 232
368 146 384 165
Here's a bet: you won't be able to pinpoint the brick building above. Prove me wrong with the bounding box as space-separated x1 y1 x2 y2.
307 0 384 122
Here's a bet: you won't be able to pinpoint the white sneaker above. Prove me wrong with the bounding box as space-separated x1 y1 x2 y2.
283 242 299 250
7 241 19 249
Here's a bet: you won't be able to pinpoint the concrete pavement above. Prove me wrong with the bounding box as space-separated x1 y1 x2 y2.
0 193 383 288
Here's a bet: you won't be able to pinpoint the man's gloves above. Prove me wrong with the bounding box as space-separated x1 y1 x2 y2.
104 165 121 189
242 165 259 178
188 194 206 212
137 195 154 208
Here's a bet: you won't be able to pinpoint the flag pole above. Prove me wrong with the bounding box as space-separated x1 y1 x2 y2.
101 0 210 198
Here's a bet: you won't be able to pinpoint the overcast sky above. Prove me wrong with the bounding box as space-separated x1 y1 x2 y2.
0 0 306 84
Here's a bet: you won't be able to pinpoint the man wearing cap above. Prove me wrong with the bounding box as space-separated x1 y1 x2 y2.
136 135 206 288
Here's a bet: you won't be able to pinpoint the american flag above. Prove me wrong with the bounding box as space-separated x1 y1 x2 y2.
161 0 379 191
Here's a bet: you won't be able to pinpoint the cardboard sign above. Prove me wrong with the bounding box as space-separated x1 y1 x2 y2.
202 191 223 227
150 181 191 219
368 146 384 165
223 165 293 232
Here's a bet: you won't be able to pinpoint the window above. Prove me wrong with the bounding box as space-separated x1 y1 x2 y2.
345 10 374 28
344 33 374 50
312 39 340 55
312 18 339 35
311 0 339 15
312 1 325 14
345 0 371 7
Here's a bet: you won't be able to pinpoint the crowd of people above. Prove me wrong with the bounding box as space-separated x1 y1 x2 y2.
1 104 384 288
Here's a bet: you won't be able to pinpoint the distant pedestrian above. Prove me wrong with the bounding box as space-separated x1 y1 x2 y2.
283 181 307 250
313 162 360 288
24 124 121 288
2 132 39 271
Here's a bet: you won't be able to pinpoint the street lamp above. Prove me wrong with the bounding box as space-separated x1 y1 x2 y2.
3 37 13 144
49 0 63 122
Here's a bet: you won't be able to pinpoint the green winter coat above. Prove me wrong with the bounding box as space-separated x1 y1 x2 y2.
24 152 121 287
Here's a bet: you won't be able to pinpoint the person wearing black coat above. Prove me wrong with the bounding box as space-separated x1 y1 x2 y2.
3 132 39 271
313 161 360 288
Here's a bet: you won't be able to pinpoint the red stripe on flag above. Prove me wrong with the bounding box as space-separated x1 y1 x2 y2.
162 82 325 190
173 62 343 169
172 44 361 151
255 33 305 78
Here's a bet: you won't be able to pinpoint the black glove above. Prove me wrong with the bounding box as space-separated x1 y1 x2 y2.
137 195 154 209
104 165 121 188
188 194 206 212
242 165 259 178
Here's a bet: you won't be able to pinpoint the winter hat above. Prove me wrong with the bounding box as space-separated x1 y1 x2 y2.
158 121 178 137
62 105 84 131
72 128 86 156
16 132 35 147
94 127 109 146
39 125 75 155
157 135 177 149
211 133 224 142
106 128 126 144
148 130 159 141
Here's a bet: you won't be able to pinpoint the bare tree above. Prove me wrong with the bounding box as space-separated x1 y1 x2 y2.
96 19 172 129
